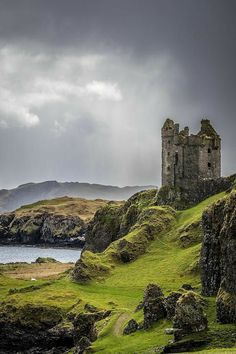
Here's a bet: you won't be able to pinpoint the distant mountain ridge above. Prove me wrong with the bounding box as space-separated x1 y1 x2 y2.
0 181 156 212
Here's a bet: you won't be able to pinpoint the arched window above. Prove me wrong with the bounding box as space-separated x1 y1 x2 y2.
208 148 211 153
208 162 211 169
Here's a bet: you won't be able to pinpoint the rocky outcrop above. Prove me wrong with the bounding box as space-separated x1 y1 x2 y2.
143 284 166 329
0 303 72 353
83 203 122 253
72 203 175 283
0 212 85 247
164 292 182 320
73 310 111 353
156 174 236 210
83 189 157 253
0 301 111 353
123 319 139 335
173 291 208 339
200 189 236 323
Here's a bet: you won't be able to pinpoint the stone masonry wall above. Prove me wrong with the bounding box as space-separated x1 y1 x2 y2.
161 118 221 189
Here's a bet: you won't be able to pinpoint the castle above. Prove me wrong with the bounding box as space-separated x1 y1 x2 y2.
161 118 221 188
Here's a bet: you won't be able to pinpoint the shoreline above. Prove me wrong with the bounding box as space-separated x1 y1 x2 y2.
0 243 84 250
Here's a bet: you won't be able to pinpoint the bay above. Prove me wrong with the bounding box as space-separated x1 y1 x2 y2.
0 245 81 264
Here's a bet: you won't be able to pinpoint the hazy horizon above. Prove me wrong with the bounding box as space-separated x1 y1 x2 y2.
0 0 235 189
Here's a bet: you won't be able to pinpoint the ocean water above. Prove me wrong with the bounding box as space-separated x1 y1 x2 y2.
0 245 81 264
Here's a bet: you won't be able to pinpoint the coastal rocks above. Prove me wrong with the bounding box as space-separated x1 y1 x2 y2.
200 189 236 323
173 291 207 339
143 284 166 329
0 212 85 247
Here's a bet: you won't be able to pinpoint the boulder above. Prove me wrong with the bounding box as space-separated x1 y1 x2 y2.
143 284 166 329
123 319 139 335
164 292 182 320
73 311 111 345
173 291 207 339
74 336 91 354
181 284 194 291
216 285 236 324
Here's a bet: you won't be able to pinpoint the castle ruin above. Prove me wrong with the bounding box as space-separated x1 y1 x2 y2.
161 118 221 189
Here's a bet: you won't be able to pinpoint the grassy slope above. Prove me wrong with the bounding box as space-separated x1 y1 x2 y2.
16 196 123 221
0 191 236 353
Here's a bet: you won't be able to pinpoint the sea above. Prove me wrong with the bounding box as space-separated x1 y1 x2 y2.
0 245 81 264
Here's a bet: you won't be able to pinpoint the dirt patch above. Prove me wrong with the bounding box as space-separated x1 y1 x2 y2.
113 313 130 336
2 263 73 279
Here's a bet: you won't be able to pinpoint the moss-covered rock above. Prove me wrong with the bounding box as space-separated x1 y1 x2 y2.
72 251 111 283
201 189 236 323
0 303 63 329
72 204 175 283
164 292 182 320
216 286 236 324
178 221 203 248
83 189 158 253
143 284 166 329
173 291 208 339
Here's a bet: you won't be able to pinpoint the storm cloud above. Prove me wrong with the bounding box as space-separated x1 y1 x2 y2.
0 0 235 188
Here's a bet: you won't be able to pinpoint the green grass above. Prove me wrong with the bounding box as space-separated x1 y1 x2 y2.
0 190 234 353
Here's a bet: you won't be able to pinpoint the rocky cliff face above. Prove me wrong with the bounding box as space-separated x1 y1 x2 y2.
83 189 157 253
0 197 121 247
200 188 236 323
0 212 85 247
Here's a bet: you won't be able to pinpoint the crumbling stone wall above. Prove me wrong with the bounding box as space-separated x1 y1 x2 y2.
161 118 221 189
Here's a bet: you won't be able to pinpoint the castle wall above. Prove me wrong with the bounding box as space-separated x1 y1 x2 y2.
161 119 221 188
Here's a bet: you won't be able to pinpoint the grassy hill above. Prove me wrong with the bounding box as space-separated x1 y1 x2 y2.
15 196 123 222
0 191 235 353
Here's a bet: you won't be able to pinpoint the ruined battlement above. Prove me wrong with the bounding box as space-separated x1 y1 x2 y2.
161 118 221 188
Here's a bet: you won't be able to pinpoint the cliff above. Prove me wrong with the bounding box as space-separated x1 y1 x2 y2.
0 196 122 247
200 187 236 323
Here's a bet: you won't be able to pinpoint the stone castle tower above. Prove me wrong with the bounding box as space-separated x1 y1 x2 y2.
161 118 221 188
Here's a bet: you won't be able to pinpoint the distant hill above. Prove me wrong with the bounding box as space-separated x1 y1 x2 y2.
0 196 123 247
0 181 156 212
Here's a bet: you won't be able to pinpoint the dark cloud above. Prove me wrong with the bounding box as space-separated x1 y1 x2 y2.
0 0 235 188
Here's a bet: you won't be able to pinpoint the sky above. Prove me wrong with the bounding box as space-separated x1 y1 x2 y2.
0 0 235 189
